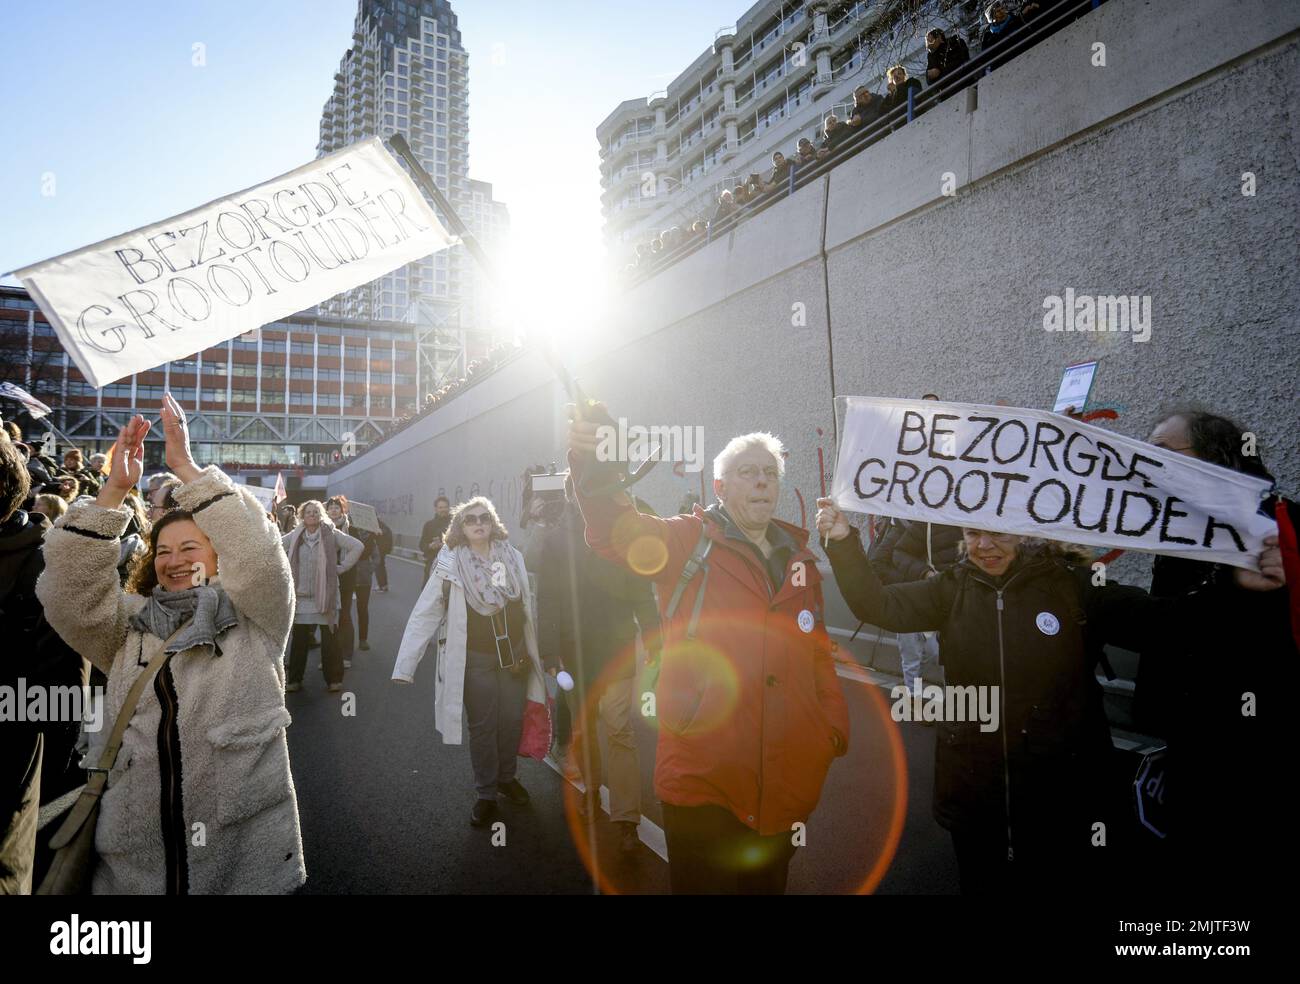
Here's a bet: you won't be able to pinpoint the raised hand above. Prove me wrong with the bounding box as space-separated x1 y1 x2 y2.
96 415 150 508
566 401 605 458
160 392 202 482
815 496 852 542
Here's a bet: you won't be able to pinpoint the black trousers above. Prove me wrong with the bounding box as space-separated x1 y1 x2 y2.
374 554 388 589
339 579 371 660
288 623 342 685
660 803 798 895
0 731 41 895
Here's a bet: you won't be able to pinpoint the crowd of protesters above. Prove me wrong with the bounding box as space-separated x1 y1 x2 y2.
625 1 1088 275
1 380 1293 896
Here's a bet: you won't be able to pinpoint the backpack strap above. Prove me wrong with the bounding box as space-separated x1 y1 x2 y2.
665 527 713 640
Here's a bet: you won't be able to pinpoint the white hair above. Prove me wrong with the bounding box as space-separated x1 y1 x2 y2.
713 432 787 480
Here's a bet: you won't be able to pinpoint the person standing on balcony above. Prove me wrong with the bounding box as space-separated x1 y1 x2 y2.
844 86 884 135
979 1 1026 73
764 151 793 191
815 114 850 159
925 28 970 94
710 188 737 226
881 65 924 124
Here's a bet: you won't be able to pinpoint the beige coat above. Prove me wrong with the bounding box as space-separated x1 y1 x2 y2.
36 466 305 895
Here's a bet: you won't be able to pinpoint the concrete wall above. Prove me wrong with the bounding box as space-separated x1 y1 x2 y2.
331 0 1300 642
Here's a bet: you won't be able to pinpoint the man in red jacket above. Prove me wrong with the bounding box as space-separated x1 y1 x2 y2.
569 414 849 894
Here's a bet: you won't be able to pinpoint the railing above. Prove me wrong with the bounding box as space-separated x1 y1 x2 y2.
623 0 1100 287
828 0 870 38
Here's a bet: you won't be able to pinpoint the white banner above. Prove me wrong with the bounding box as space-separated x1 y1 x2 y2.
241 484 278 512
830 397 1276 570
347 500 380 534
15 137 453 388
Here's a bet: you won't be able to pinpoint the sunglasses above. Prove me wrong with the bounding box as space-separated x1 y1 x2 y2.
463 512 493 527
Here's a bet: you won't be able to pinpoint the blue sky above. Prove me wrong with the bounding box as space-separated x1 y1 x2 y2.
1 0 741 299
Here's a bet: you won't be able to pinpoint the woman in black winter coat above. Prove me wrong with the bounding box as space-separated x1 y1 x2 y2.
815 498 1285 896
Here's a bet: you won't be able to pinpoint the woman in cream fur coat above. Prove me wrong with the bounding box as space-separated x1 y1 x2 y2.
36 394 305 894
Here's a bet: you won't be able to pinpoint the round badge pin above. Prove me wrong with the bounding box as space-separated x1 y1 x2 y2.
1035 612 1060 636
797 609 816 633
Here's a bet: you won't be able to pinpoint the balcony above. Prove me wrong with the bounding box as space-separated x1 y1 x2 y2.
828 1 871 39
806 28 833 55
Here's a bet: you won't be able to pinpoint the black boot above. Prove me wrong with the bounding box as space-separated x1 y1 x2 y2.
498 779 530 805
470 798 498 827
617 821 640 855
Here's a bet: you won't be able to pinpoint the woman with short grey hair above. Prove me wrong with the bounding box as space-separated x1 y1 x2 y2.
282 499 362 694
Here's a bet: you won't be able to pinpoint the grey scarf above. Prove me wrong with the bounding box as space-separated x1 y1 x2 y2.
128 583 240 655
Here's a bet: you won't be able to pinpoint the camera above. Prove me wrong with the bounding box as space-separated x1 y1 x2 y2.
521 463 570 527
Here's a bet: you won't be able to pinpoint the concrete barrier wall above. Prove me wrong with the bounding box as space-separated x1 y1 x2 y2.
330 0 1299 637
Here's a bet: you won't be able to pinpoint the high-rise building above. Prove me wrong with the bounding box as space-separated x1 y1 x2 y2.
0 0 510 483
316 0 509 384
462 179 510 359
597 0 967 255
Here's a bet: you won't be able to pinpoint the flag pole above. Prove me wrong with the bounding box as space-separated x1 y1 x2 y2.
384 134 499 286
385 134 605 895
383 135 605 428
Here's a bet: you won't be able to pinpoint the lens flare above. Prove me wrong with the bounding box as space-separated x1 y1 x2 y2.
626 534 669 577
656 638 740 737
555 640 908 895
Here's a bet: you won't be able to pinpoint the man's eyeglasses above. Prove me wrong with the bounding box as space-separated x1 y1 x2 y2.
731 465 781 483
463 512 493 527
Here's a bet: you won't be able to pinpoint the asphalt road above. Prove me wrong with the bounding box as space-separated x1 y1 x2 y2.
284 555 959 894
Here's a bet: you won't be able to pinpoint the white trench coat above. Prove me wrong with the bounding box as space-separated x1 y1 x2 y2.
391 544 546 745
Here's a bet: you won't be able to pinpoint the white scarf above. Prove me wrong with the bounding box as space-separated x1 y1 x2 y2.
452 541 523 616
